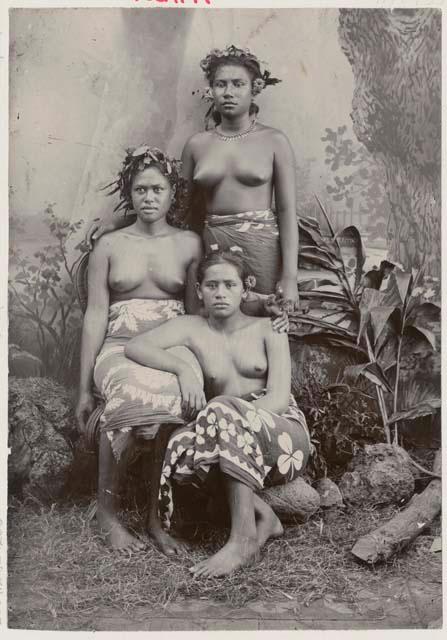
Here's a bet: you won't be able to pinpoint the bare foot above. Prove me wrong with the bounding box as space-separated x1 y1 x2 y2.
97 509 145 552
147 525 186 556
190 535 259 578
256 503 284 547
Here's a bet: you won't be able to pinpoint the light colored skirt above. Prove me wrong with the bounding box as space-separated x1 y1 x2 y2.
93 298 202 460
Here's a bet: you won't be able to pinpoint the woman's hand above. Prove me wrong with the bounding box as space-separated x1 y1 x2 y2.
85 214 127 249
178 368 206 420
76 390 96 433
264 294 289 333
276 276 299 312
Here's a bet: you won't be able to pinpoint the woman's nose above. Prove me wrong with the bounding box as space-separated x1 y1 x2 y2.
215 285 226 297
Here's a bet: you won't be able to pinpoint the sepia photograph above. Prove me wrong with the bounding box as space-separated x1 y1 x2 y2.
4 0 443 632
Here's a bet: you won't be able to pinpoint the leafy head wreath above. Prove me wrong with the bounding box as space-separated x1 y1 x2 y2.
199 45 281 128
102 145 187 226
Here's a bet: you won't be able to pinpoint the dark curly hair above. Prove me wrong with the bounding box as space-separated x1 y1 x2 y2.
102 145 187 226
199 46 281 127
197 250 254 289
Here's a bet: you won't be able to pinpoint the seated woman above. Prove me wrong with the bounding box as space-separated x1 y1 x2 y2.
76 145 203 554
76 146 286 555
125 251 311 577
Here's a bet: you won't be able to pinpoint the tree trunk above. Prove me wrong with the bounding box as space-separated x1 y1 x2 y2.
338 9 441 276
351 450 441 564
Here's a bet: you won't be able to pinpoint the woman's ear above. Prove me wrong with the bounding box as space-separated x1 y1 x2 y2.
195 283 203 300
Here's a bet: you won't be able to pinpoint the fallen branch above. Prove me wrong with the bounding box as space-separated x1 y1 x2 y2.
351 450 441 564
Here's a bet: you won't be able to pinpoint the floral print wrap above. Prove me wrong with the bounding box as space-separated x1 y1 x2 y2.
159 393 311 528
93 298 203 460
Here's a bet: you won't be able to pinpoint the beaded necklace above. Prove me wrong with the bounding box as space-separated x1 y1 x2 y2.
213 119 257 141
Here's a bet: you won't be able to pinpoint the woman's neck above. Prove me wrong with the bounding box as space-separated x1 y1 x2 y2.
219 113 252 134
133 218 171 237
207 309 247 334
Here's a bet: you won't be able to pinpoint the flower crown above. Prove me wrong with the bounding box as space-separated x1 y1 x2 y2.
200 45 281 96
102 145 183 214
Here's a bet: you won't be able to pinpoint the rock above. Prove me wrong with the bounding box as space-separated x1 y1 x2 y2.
8 377 79 501
315 477 344 508
338 443 414 507
261 477 321 522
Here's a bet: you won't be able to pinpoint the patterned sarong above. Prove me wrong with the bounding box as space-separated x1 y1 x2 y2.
203 209 281 295
93 298 203 460
159 393 311 528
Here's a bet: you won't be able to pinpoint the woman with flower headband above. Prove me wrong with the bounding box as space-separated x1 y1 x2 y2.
125 251 311 577
76 145 204 555
87 45 299 313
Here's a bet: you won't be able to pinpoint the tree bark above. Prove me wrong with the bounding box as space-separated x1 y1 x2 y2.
338 9 441 276
351 450 441 564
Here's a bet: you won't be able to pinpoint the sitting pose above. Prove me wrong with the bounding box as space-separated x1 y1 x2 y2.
76 146 203 554
76 146 286 555
125 251 311 577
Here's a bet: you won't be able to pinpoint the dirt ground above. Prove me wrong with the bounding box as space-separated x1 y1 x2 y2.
7 498 442 631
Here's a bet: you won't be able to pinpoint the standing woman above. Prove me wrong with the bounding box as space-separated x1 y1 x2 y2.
185 45 299 310
87 45 299 311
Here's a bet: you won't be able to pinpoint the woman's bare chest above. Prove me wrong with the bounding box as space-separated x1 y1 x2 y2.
194 141 273 188
197 329 268 383
108 237 186 292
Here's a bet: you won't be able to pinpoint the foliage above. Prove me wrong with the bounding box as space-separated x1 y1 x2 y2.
9 204 86 384
295 365 382 478
292 200 441 445
321 125 389 239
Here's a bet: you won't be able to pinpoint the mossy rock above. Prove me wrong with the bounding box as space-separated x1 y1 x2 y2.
338 443 415 507
8 377 79 501
261 477 321 522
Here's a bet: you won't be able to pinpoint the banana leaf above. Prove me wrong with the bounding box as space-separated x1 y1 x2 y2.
387 398 441 424
344 362 393 393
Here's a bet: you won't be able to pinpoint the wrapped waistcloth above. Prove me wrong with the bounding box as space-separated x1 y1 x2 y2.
159 392 312 528
203 209 281 295
93 298 203 460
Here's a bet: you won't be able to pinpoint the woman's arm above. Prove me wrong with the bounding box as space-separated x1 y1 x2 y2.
273 131 299 309
86 212 136 249
183 232 203 315
181 136 207 233
125 316 206 414
251 322 291 415
76 239 111 431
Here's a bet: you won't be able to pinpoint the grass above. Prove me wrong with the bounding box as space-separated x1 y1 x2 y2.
7 496 441 630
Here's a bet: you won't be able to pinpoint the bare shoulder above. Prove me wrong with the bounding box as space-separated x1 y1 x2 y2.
184 130 213 151
259 317 288 343
257 124 292 147
173 229 202 257
91 234 115 258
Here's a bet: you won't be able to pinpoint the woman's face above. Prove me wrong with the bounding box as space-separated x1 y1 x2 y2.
131 166 173 224
211 64 253 119
197 262 245 318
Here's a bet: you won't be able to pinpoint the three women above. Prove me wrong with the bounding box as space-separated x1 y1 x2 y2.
77 45 307 571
